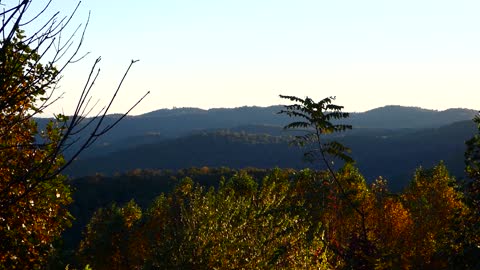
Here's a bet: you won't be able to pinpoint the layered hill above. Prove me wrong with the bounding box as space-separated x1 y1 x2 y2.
65 120 477 191
34 105 479 190
37 105 477 157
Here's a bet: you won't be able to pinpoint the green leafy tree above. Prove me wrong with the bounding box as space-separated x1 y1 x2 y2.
78 170 333 269
278 95 357 212
278 95 353 166
150 173 331 269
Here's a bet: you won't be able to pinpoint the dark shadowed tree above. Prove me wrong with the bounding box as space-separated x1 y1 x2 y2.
465 112 480 202
463 112 480 267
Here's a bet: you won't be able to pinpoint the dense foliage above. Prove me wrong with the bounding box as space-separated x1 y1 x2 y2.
1 1 146 268
69 163 479 269
0 29 73 268
65 124 476 191
77 170 332 269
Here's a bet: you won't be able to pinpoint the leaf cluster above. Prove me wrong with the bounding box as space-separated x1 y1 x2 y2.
278 95 353 164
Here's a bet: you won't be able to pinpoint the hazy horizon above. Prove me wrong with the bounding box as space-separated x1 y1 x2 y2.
34 103 478 118
23 1 480 116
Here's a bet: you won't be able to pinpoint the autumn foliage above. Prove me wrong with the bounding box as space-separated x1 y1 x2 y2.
78 171 332 269
0 29 74 268
72 162 480 269
71 97 480 269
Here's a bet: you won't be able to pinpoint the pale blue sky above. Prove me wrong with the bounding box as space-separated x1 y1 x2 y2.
25 0 480 115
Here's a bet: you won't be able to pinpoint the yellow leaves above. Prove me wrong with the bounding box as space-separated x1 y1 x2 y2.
381 199 410 233
73 165 478 269
78 171 332 269
314 163 474 269
393 163 470 267
0 17 72 270
0 115 72 267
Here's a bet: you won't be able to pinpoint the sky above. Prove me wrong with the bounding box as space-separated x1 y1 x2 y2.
21 0 480 115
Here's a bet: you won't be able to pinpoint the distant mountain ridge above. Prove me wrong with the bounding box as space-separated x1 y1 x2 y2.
34 104 478 159
84 105 478 137
35 104 479 190
347 105 478 128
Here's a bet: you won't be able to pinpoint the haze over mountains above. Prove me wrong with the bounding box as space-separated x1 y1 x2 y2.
52 105 479 191
346 105 477 129
52 104 478 149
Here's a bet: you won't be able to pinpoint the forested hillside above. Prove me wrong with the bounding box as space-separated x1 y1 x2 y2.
66 120 477 191
64 164 480 269
36 105 478 158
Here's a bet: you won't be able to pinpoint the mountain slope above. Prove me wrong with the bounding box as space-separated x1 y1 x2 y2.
37 105 478 159
66 120 477 191
347 105 478 128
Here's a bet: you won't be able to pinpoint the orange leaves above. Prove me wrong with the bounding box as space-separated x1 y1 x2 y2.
1 32 72 268
303 163 473 269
